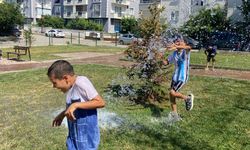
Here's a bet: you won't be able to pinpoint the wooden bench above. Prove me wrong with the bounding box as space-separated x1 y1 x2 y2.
7 46 31 61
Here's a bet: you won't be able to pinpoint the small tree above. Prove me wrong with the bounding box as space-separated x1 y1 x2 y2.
109 4 170 106
23 27 34 47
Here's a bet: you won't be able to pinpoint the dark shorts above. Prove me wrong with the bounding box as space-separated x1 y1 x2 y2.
207 55 215 62
170 80 185 92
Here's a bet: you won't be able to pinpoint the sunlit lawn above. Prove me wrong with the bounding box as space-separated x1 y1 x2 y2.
2 45 250 70
0 64 249 150
190 50 250 70
1 45 125 61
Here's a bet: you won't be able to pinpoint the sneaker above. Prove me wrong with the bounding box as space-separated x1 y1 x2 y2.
166 112 182 124
185 94 194 111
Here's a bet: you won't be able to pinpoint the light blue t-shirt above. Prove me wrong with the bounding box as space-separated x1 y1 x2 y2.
168 49 190 83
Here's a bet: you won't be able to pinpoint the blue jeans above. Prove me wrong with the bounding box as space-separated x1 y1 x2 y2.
66 103 100 150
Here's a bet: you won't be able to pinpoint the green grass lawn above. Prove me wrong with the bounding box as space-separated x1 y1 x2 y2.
190 51 250 70
0 64 249 150
1 45 125 61
2 45 250 70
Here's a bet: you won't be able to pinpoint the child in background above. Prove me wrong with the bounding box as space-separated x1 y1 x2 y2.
205 45 217 71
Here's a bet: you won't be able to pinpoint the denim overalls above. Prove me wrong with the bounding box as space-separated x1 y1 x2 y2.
66 99 100 150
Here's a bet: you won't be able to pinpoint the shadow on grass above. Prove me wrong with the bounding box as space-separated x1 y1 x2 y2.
234 94 250 111
113 123 214 150
144 103 164 117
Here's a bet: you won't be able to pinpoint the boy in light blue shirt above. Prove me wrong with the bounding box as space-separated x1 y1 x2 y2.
163 39 194 121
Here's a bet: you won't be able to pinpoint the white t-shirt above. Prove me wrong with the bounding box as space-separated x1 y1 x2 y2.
66 76 98 104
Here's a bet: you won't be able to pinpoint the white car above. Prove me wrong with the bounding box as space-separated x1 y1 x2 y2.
45 29 65 38
118 34 142 45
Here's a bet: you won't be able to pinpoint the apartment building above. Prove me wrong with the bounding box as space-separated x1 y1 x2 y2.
52 0 139 33
52 0 64 18
5 0 52 24
139 0 242 28
227 0 243 23
105 0 140 32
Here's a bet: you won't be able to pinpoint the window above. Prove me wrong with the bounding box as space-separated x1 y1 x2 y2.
93 4 100 17
201 0 204 6
130 8 134 15
115 6 122 17
170 11 179 22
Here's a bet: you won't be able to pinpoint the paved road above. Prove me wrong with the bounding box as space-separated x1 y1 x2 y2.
0 33 126 48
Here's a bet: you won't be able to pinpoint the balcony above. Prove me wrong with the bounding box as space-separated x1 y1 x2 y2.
64 11 73 18
140 0 160 3
55 12 61 16
76 0 88 5
111 0 129 6
77 11 87 18
110 12 124 19
64 0 73 5
92 0 101 3
91 12 101 18
36 3 51 9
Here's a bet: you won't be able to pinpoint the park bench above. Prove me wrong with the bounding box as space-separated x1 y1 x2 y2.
7 46 31 61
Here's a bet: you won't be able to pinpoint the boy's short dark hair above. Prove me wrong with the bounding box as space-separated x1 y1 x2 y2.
47 60 74 79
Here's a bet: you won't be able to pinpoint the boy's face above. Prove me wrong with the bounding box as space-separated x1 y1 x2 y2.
49 74 71 93
175 40 181 46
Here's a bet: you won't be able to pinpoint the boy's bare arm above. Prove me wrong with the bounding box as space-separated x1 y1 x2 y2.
176 45 192 51
65 95 105 120
52 110 66 127
158 52 169 65
162 59 169 65
166 43 177 51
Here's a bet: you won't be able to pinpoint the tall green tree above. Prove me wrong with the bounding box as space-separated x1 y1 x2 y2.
66 18 103 31
37 15 64 29
181 7 229 44
240 0 250 23
236 1 250 36
0 2 24 33
120 17 138 34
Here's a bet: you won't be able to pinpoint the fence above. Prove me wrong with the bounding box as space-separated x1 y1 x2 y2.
0 30 123 48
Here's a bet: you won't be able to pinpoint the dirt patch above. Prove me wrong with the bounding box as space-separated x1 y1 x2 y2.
52 52 117 60
190 67 250 80
0 58 37 65
0 52 250 80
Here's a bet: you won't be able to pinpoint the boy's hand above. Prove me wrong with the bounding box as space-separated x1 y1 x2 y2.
65 103 77 121
52 111 65 127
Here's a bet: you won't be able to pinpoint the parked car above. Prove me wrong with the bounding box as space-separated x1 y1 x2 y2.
207 32 241 50
45 29 65 38
118 34 141 45
89 31 101 40
11 28 22 37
